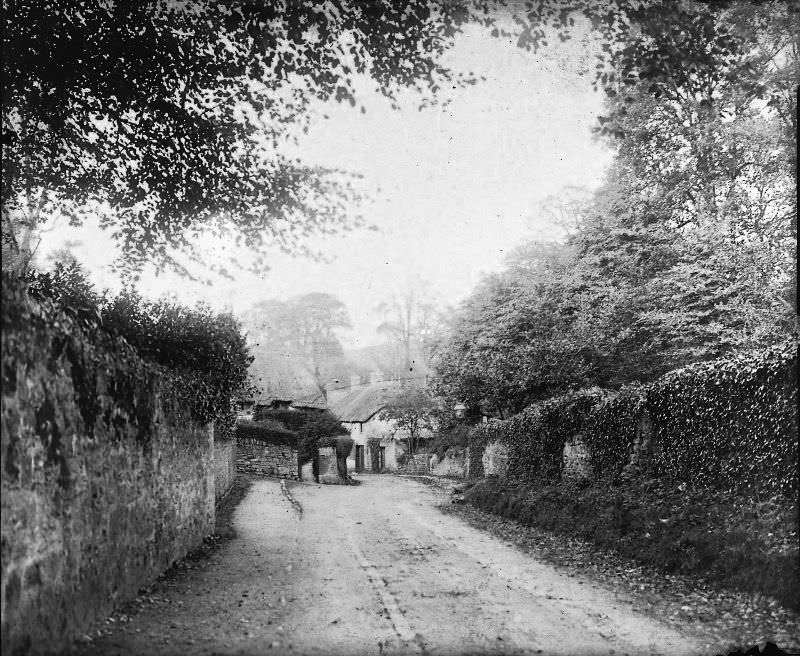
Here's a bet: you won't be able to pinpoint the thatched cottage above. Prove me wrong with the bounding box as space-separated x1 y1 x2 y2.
328 380 410 472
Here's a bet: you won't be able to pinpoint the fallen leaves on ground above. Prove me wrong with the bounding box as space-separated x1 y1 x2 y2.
440 502 800 653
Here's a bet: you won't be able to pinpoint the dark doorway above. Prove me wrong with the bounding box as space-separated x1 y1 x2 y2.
355 445 365 473
379 447 386 472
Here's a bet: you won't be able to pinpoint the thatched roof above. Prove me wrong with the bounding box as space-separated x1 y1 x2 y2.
328 380 404 423
290 389 327 410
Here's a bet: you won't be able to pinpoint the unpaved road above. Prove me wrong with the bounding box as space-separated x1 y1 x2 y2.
75 475 717 655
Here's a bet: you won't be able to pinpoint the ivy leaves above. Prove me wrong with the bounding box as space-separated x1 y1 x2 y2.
469 342 797 498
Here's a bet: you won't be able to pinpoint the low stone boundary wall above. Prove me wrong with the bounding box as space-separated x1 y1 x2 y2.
397 453 432 475
236 437 299 479
318 446 341 483
562 434 592 481
430 449 467 478
214 439 237 501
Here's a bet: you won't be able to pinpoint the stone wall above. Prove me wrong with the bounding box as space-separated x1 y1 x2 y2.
214 438 237 502
562 434 592 481
482 441 509 478
236 437 299 479
2 318 215 655
318 446 344 483
430 448 467 478
396 453 432 475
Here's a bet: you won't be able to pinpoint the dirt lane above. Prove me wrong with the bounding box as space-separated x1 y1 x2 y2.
74 475 714 655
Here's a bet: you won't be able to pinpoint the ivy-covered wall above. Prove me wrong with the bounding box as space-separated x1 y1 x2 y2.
1 282 216 655
468 343 797 497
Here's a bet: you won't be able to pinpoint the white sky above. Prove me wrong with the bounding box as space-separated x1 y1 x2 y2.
38 22 613 349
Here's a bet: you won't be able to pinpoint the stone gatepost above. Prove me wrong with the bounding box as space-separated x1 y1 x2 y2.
562 433 592 481
482 441 509 478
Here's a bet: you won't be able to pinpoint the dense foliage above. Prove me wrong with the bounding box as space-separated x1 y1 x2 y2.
243 293 352 402
435 1 798 416
641 341 797 497
468 342 797 497
1 0 487 275
428 424 471 461
469 389 607 483
2 272 216 446
25 263 250 435
378 385 438 454
250 406 348 465
235 420 298 448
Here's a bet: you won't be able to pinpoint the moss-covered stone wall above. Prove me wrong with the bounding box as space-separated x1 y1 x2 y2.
1 287 215 655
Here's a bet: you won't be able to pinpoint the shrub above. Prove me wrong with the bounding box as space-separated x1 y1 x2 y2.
22 266 251 430
429 424 471 461
235 420 297 447
335 435 354 458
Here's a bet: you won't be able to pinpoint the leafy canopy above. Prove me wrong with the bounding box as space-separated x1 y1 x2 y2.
1 0 483 275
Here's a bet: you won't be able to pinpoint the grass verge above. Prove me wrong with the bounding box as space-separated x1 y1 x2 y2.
464 477 798 611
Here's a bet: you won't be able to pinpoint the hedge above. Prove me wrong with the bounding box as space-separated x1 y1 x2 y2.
467 341 798 497
640 341 797 497
468 389 607 483
3 271 245 440
235 420 298 447
18 265 251 434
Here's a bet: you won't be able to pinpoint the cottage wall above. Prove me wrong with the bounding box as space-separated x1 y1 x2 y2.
343 416 400 471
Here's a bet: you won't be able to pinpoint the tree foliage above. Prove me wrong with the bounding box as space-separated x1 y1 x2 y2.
244 292 351 401
1 0 484 275
435 1 798 415
5 266 250 439
376 285 450 378
379 385 438 454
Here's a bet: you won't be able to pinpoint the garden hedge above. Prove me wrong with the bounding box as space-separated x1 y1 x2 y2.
235 420 298 448
18 265 251 437
640 341 797 497
4 270 249 437
468 389 607 484
467 341 797 497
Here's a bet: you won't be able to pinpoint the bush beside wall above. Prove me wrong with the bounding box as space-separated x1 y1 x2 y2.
235 420 298 448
